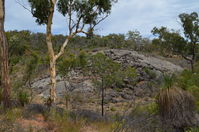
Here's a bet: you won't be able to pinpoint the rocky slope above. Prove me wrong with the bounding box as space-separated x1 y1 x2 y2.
104 49 183 73
31 49 184 113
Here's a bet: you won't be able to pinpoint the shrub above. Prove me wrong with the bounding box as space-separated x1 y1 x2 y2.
162 74 176 89
176 70 199 112
18 90 29 106
144 67 156 79
186 127 199 132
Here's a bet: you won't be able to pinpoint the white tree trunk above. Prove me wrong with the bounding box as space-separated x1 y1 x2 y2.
49 57 56 102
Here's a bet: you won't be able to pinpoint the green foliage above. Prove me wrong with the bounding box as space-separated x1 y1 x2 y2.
89 53 136 89
152 12 199 71
176 70 199 111
186 127 199 132
58 51 88 78
28 0 51 25
110 107 116 111
44 108 85 132
89 53 121 88
58 53 76 77
152 26 187 56
57 0 113 25
6 30 32 66
162 74 176 89
3 108 22 122
179 12 199 43
29 0 115 26
7 30 31 56
177 70 199 90
131 102 158 116
17 90 30 106
102 34 126 48
77 51 88 69
23 51 41 83
162 69 199 112
144 67 156 79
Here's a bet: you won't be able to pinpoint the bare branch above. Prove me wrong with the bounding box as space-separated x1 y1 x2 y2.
15 0 31 13
75 15 83 32
91 14 109 30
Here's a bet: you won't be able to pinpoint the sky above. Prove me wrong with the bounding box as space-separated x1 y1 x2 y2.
5 0 199 38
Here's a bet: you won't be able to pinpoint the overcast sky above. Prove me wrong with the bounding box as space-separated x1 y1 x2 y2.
5 0 199 38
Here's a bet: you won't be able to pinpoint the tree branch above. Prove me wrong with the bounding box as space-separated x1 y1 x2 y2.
91 14 109 30
55 30 84 60
15 0 31 13
181 54 192 62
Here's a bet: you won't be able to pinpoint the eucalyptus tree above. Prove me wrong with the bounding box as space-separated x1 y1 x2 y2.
27 0 116 102
0 0 11 108
179 12 199 72
152 12 199 72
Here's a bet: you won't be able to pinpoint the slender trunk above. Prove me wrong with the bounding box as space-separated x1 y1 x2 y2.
190 60 194 73
0 0 11 108
49 57 56 102
101 78 104 116
191 42 195 73
46 3 57 103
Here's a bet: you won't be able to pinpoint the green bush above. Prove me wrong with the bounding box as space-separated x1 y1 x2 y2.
186 127 199 132
131 102 158 116
18 90 29 106
144 67 156 79
176 70 199 112
162 74 176 89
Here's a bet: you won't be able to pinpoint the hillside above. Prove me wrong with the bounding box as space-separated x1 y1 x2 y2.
0 1 199 131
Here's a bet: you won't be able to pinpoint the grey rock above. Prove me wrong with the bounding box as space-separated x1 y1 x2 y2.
104 49 183 73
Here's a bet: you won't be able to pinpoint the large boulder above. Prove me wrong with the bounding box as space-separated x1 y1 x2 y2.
104 49 183 73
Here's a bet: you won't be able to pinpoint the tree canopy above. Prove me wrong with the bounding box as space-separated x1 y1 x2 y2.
28 0 116 34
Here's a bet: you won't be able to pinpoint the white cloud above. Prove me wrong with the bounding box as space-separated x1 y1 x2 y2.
4 0 199 37
97 0 199 37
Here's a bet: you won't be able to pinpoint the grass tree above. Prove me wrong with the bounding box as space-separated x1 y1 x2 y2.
0 0 11 108
157 75 197 132
27 0 116 102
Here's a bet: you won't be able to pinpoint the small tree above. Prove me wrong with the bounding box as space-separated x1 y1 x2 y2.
89 53 136 116
58 51 87 90
23 51 40 101
26 0 116 102
179 12 199 72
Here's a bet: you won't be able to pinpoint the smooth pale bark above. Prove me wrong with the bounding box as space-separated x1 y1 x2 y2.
46 0 84 103
0 0 11 108
46 3 57 102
